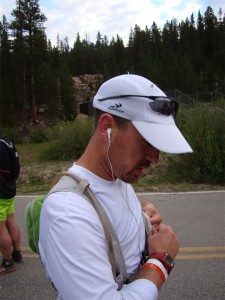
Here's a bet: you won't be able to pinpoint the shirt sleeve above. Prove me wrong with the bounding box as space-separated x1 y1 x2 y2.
39 191 158 300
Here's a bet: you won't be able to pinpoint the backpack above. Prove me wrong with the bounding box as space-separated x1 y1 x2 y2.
25 172 127 290
0 133 20 179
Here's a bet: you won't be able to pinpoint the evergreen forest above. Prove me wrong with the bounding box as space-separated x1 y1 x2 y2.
0 0 225 128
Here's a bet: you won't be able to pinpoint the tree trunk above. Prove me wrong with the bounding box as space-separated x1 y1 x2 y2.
31 64 38 123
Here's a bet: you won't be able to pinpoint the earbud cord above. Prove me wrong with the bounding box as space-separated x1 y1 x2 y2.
107 144 142 259
107 143 141 226
119 184 142 259
107 143 115 181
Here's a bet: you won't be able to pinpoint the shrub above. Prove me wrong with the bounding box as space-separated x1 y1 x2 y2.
0 127 23 144
29 125 49 143
40 117 93 161
167 102 225 184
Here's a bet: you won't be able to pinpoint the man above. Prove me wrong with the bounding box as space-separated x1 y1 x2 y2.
0 133 24 275
39 74 192 299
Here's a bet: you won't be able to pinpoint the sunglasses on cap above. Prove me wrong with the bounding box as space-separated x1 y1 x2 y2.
97 95 179 118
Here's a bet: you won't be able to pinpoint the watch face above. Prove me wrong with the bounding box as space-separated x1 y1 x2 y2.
165 254 174 266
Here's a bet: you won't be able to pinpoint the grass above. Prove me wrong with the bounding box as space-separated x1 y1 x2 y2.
16 143 74 194
16 143 225 194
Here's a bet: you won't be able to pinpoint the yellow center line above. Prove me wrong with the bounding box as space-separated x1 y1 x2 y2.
179 246 225 252
22 253 225 260
177 246 225 260
21 246 225 252
177 253 225 260
18 246 225 260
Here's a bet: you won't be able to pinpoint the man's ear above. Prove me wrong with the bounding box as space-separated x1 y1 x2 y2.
99 113 114 141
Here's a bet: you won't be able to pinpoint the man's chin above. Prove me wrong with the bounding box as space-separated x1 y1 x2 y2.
123 174 143 184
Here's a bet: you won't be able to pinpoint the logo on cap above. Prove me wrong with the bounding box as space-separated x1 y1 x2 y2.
108 103 124 113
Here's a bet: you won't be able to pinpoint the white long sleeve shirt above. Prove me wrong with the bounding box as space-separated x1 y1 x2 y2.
39 163 158 300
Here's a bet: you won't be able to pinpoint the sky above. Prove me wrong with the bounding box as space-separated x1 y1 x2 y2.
0 0 224 47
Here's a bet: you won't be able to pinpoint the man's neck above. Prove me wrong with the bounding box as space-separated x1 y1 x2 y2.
76 141 114 181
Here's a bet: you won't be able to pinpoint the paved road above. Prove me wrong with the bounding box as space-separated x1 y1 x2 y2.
0 191 224 300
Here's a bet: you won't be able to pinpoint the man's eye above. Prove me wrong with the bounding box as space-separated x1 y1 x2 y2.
142 140 150 147
142 139 154 149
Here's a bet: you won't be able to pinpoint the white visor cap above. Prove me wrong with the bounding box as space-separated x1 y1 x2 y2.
93 74 193 154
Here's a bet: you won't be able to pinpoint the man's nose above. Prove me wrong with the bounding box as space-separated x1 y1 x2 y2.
145 146 160 164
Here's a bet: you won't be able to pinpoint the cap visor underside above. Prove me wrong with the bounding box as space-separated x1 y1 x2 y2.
132 121 193 154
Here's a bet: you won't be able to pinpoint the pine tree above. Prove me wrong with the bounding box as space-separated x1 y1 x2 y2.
215 8 225 90
149 22 162 83
10 0 47 123
70 33 88 75
60 59 77 120
108 35 126 76
161 19 181 89
0 16 15 127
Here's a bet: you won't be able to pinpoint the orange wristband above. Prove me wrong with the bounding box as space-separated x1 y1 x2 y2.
143 263 165 282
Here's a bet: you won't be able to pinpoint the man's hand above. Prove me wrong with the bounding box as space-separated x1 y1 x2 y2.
135 223 179 288
147 224 179 258
138 196 162 227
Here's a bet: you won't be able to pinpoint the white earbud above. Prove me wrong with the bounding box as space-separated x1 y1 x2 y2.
107 128 111 144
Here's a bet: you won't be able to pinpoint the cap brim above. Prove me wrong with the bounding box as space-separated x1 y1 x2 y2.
132 121 193 154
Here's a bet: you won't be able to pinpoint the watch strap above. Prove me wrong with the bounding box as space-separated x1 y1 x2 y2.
149 252 174 274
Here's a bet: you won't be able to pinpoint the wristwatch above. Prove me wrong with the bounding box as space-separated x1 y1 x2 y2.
149 252 174 274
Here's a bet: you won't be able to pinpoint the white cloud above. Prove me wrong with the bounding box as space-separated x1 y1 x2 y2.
0 0 224 46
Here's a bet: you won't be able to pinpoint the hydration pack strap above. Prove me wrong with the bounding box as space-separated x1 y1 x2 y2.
48 172 126 290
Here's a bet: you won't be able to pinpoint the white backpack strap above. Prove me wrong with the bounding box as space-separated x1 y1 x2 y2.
84 184 127 290
48 172 127 290
48 175 89 196
99 207 127 289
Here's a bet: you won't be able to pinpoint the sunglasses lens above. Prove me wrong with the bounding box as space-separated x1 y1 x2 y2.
149 99 178 117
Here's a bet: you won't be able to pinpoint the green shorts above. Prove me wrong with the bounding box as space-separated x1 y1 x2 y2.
0 198 15 221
